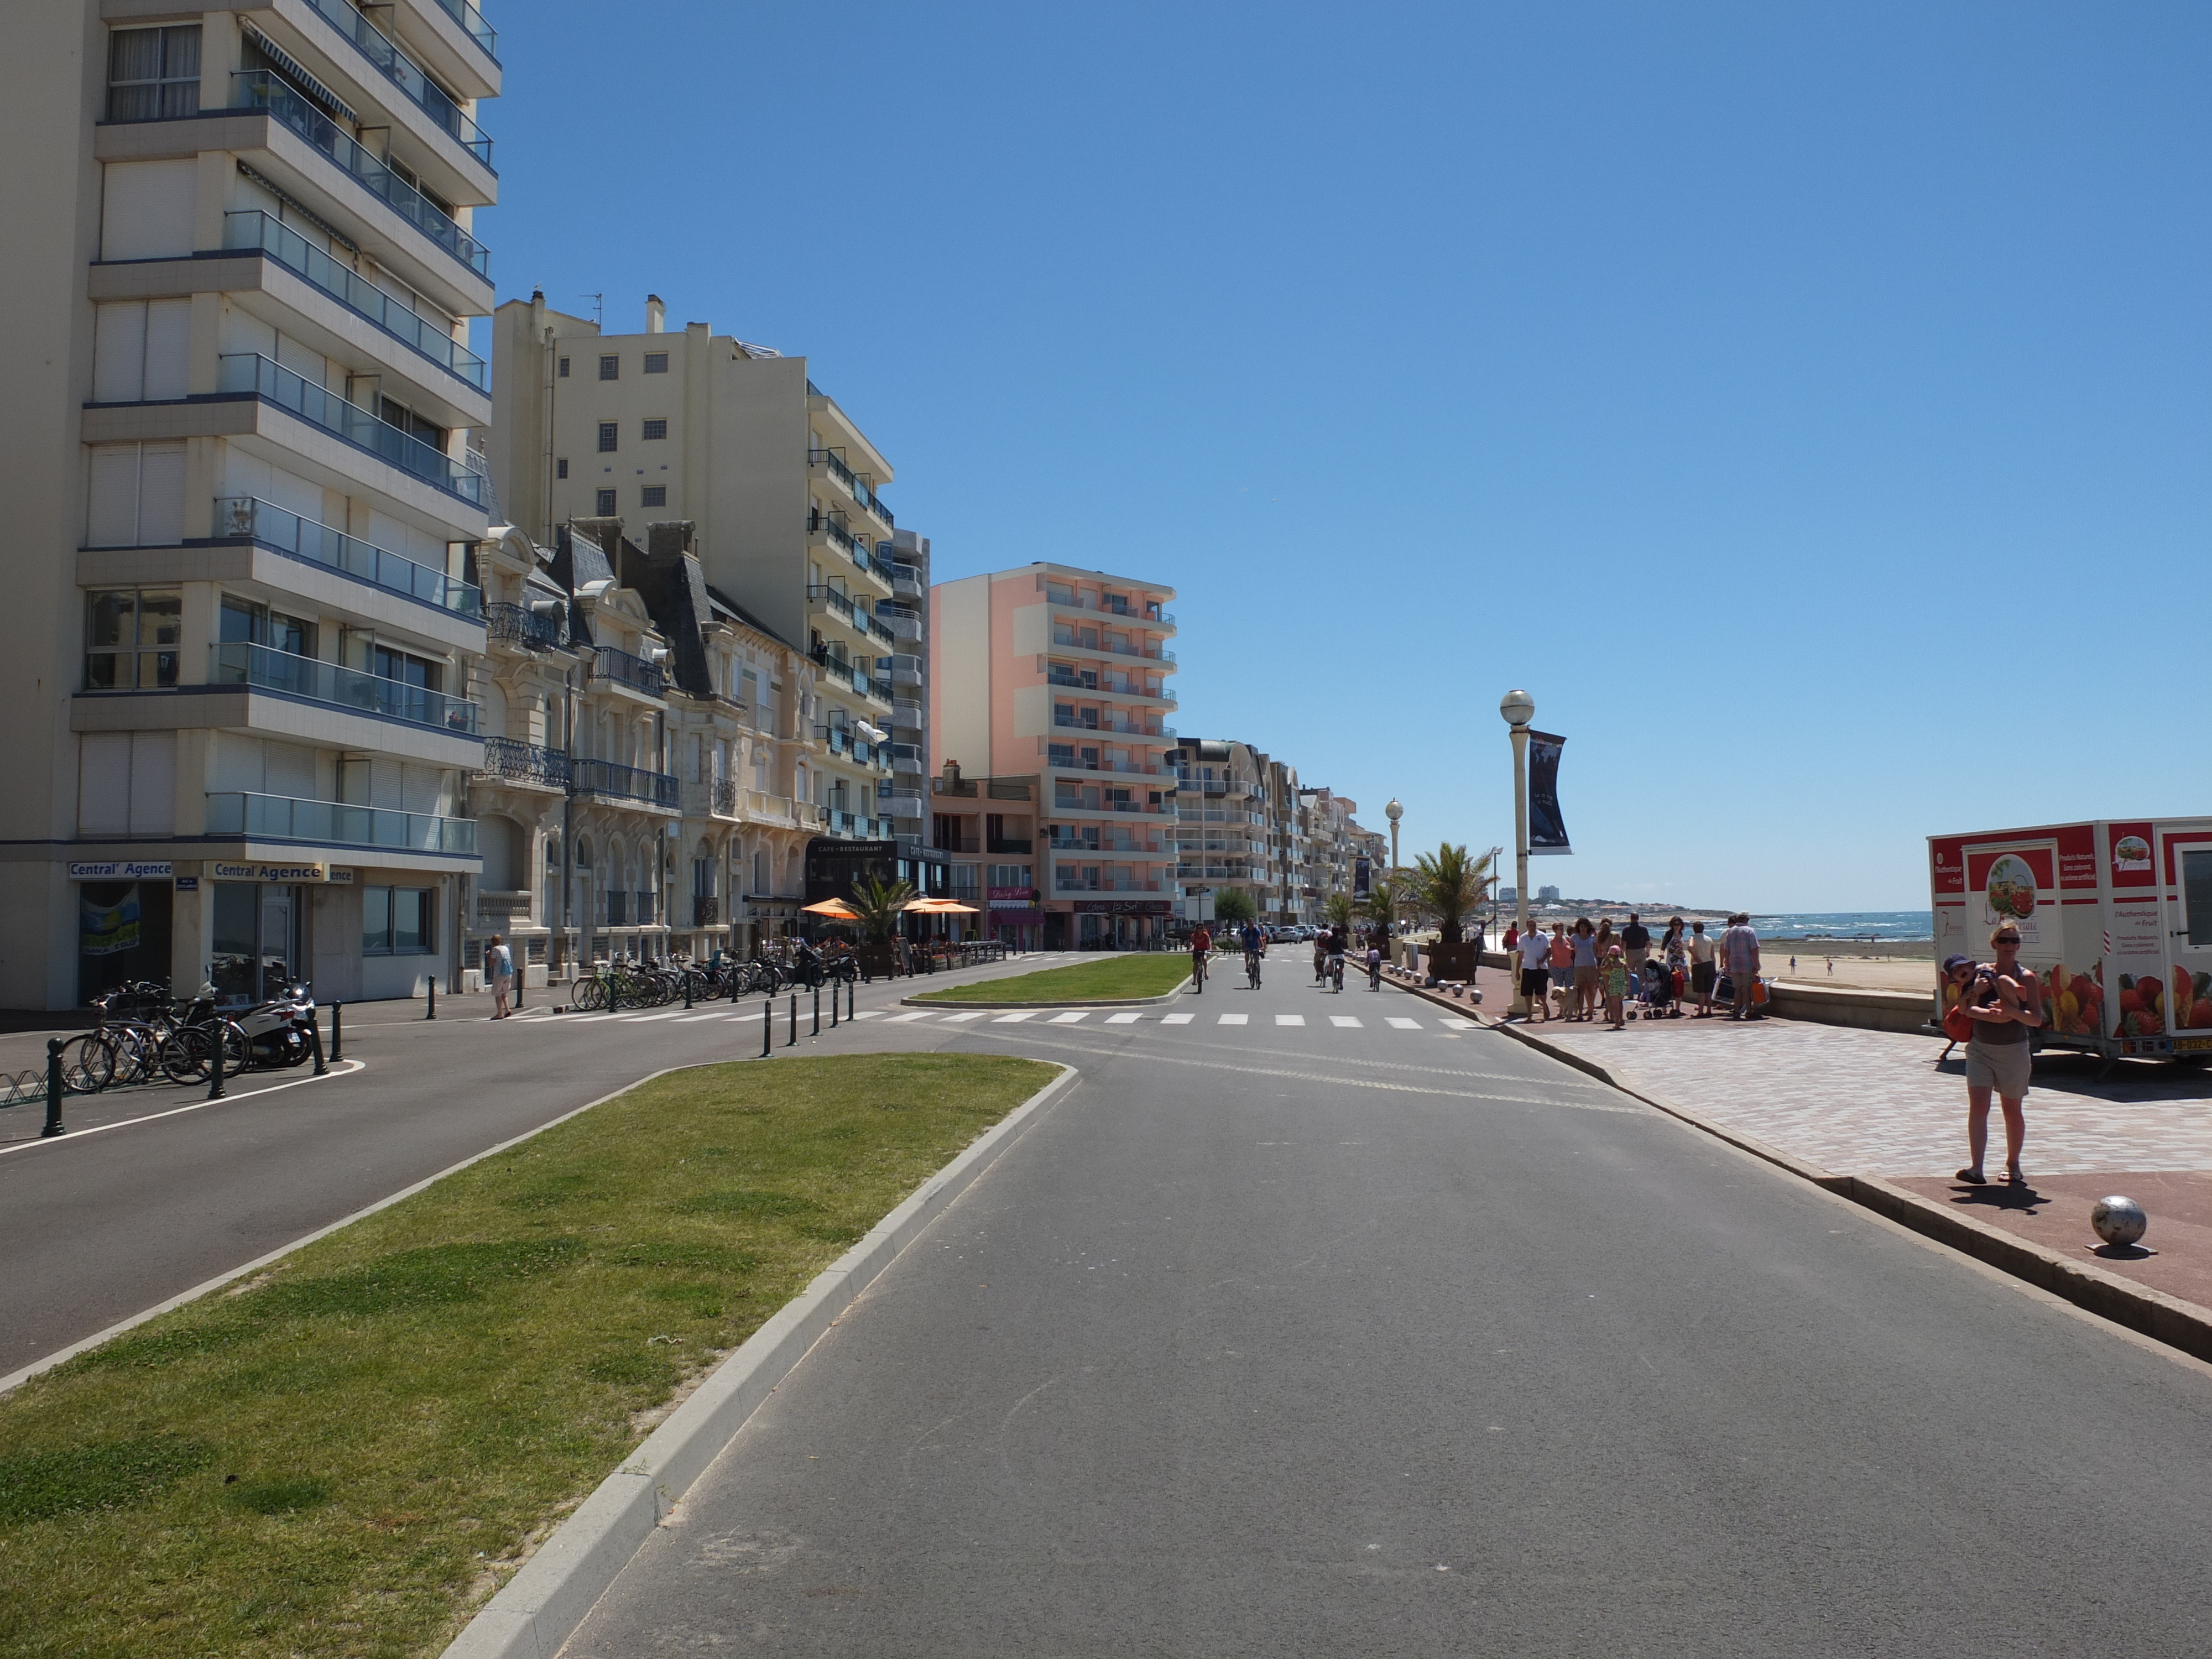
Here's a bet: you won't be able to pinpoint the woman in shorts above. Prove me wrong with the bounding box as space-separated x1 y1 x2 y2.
1548 924 1574 1019
1958 924 2043 1187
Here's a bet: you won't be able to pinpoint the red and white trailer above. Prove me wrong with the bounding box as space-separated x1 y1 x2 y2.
1929 819 2212 1063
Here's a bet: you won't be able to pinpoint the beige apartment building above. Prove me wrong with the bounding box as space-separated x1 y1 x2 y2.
488 296 945 908
1 0 503 1008
1171 739 1305 926
930 564 1178 948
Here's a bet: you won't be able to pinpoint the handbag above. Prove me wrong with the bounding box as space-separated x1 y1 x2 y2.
1751 978 1769 1006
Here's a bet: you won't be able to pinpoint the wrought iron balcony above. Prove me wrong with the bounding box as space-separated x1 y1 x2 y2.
215 354 487 503
206 790 477 854
485 601 564 651
589 644 666 698
475 735 569 789
571 757 679 808
212 497 481 615
692 894 720 926
211 641 479 733
806 446 894 528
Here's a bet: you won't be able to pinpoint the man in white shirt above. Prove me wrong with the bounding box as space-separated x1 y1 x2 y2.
1516 925 1553 1022
1720 914 1762 1021
487 932 515 1020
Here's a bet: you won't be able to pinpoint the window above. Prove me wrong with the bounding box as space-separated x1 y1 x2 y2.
221 594 315 657
363 886 434 954
644 352 669 374
555 458 568 479
597 421 618 453
557 357 570 378
598 354 619 380
641 418 667 441
595 488 617 515
989 864 1032 890
641 486 666 508
85 588 181 688
107 25 200 122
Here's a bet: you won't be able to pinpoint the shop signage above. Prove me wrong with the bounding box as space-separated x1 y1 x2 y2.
1072 899 1172 916
212 860 332 884
174 876 199 891
68 860 173 880
988 886 1038 906
987 907 1043 925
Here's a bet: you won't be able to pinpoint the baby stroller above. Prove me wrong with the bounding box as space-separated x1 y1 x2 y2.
1642 957 1678 1019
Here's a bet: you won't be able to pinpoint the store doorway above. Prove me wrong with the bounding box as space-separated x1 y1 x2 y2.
212 880 302 1004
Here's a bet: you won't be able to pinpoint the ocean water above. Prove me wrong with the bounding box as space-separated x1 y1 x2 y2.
1745 910 1932 941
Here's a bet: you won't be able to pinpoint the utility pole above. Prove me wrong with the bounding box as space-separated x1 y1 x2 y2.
1500 691 1535 1016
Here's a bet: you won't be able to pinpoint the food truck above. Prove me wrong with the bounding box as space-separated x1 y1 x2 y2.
1929 819 2212 1063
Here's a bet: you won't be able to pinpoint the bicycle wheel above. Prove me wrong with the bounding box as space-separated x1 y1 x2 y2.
111 1025 161 1084
572 977 607 1011
160 1026 212 1083
58 1032 117 1093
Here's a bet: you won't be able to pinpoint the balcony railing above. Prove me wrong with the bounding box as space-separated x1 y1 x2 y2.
432 0 499 59
1046 589 1175 629
1052 632 1176 663
876 603 921 641
1053 876 1165 893
216 355 487 504
212 496 482 616
987 836 1034 854
681 776 740 818
1047 754 1166 776
229 72 489 278
806 447 894 529
807 646 877 700
475 735 570 788
887 654 922 687
212 640 479 733
484 600 564 650
299 0 494 168
590 645 666 698
206 789 477 854
1053 713 1172 738
1052 838 1163 855
888 559 922 597
692 894 719 926
571 757 679 808
224 212 486 390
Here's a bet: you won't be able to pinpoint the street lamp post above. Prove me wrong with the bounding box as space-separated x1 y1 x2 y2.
1499 690 1535 1018
1384 798 1402 961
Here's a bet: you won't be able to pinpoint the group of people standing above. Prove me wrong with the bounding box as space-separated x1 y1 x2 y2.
1503 912 1769 1029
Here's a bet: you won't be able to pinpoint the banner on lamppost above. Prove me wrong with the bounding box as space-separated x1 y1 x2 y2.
1527 730 1570 855
1354 857 1371 897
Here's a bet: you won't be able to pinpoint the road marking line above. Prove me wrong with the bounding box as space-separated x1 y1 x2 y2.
993 1011 1040 1022
885 1011 933 1023
0 1059 369 1166
1275 1014 1306 1026
1331 1016 1363 1028
1439 1018 1474 1030
850 1010 888 1019
1048 1011 1090 1024
1160 1013 1194 1025
1104 1013 1142 1024
939 1011 989 1022
1218 1014 1249 1025
1386 1018 1422 1030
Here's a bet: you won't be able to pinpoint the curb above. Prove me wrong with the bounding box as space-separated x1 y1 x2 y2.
1488 1019 2212 1365
438 1061 1082 1659
902 973 1193 1010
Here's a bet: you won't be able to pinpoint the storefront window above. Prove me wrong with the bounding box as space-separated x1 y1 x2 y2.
363 885 434 954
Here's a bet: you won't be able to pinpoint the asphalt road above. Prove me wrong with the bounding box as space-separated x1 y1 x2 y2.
555 956 2212 1657
0 953 1088 1373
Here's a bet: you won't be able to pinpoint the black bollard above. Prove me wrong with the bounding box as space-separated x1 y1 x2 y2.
40 1039 65 1138
309 1015 328 1076
760 992 772 1057
206 1027 227 1100
847 976 856 1021
684 973 694 1010
330 1000 343 1062
812 983 820 1035
514 969 524 1013
425 974 437 1020
830 980 839 1029
787 991 797 1047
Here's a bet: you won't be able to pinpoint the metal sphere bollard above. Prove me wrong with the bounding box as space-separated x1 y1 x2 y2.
2090 1194 2148 1248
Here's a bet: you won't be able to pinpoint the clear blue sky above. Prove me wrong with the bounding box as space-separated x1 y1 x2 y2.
480 2 2210 912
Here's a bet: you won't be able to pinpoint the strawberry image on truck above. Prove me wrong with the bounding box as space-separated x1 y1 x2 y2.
1929 819 2212 1067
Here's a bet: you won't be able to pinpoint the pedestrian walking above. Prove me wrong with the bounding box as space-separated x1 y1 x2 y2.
1622 912 1650 974
1721 912 1762 1020
1517 923 1552 1021
487 933 514 1020
1689 920 1718 1016
1601 944 1631 1030
1955 926 2043 1187
1548 923 1574 1019
1571 919 1600 1021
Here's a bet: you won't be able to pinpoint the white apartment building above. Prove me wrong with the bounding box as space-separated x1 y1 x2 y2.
489 296 944 909
1171 739 1306 926
2 0 503 1009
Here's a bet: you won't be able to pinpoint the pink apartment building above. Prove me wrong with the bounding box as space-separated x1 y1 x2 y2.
929 564 1178 949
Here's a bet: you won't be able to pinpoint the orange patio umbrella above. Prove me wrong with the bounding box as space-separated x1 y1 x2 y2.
801 898 860 919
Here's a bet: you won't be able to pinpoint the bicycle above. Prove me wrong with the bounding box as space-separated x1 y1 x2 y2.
1191 952 1208 993
1329 953 1345 994
1245 950 1262 991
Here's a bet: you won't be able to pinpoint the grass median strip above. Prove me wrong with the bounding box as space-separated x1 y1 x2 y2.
910 953 1193 1004
0 1052 1055 1659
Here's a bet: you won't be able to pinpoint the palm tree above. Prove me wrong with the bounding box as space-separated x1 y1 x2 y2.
1357 875 1401 943
847 875 915 945
1322 890 1355 932
1405 844 1494 946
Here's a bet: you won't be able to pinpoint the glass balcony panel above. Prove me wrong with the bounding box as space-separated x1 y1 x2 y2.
295 0 493 167
432 0 499 59
216 356 487 503
205 789 477 853
215 496 481 616
211 640 479 733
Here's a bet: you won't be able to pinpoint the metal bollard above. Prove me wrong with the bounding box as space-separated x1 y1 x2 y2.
425 974 437 1020
514 970 525 1013
831 978 840 1029
812 983 820 1035
310 1015 328 1076
605 972 619 1014
760 992 772 1057
330 1000 343 1062
206 1027 227 1100
685 973 694 1010
787 992 797 1047
40 1039 65 1138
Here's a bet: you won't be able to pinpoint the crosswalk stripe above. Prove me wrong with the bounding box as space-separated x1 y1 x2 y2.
850 1010 887 1020
1104 1012 1142 1024
1275 1014 1305 1026
1331 1015 1363 1027
992 1011 1039 1023
1160 1013 1193 1025
885 1011 933 1023
1438 1018 1474 1030
1048 1011 1090 1024
1386 1017 1422 1030
940 1011 989 1022
1218 1014 1248 1025
620 1010 690 1022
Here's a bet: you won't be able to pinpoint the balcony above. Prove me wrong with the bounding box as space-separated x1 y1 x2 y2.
682 776 739 818
692 894 720 927
1046 752 1166 776
211 640 478 733
891 697 923 732
886 654 922 688
987 835 1034 854
825 808 881 838
876 603 921 642
1052 712 1173 739
431 0 499 59
888 742 924 775
229 72 489 279
806 447 894 529
298 0 495 170
571 757 679 808
1053 875 1165 893
1052 838 1163 856
215 355 488 505
1046 589 1175 629
882 790 925 820
206 789 477 854
475 734 569 789
933 834 981 854
484 599 564 651
807 646 877 701
590 644 666 699
888 559 922 599
213 496 482 617
224 212 487 392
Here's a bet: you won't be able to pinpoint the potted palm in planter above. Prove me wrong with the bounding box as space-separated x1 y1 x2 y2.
848 875 915 980
1404 844 1495 983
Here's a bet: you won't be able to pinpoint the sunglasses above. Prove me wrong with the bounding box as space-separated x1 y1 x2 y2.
1994 936 2020 946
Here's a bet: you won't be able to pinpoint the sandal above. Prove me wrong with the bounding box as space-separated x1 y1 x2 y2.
1955 1167 1986 1185
2005 1170 2028 1188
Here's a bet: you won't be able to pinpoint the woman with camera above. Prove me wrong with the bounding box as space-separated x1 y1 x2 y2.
1949 925 2044 1187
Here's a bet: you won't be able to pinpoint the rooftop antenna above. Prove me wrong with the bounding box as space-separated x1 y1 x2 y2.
581 291 603 329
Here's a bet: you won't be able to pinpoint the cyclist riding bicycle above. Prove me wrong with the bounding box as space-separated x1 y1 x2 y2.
1189 924 1212 992
1326 925 1348 993
1240 921 1264 989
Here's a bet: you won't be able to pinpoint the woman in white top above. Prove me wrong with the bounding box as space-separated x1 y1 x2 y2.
1688 921 1719 1018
